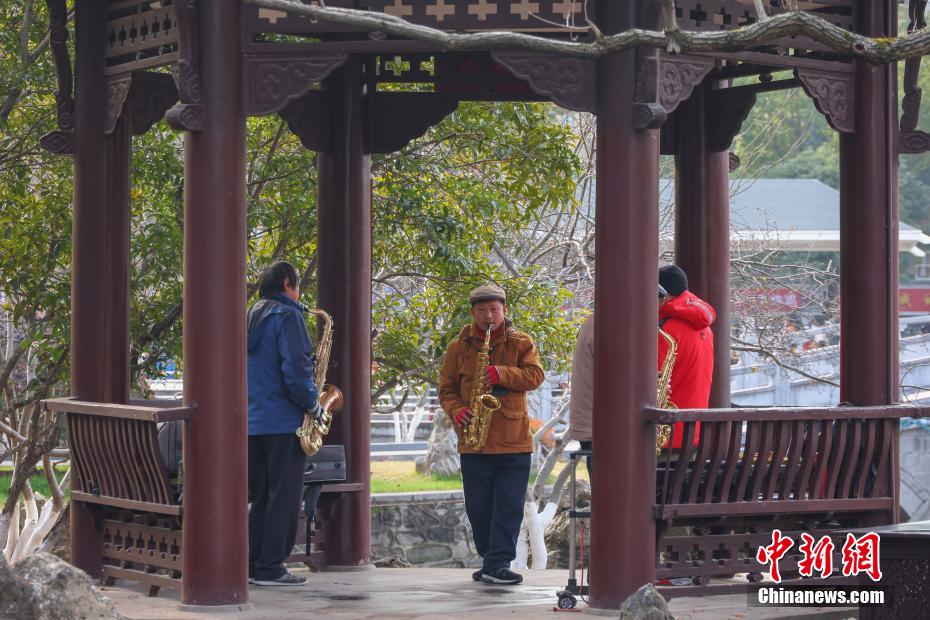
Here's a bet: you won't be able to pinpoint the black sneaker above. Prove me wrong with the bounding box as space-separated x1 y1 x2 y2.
472 569 483 582
253 572 307 586
481 567 523 585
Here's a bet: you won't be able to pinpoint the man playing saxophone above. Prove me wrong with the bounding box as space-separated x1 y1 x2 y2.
246 261 324 586
566 285 670 476
657 265 716 450
439 284 545 586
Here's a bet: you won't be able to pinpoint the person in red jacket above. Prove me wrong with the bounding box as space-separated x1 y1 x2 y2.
657 264 716 449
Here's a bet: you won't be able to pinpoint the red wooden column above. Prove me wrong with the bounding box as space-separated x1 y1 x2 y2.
674 85 732 408
70 0 130 578
316 58 372 568
839 1 898 407
590 2 659 609
180 0 249 606
839 0 899 523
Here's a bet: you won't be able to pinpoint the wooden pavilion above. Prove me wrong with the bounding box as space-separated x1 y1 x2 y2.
37 0 928 613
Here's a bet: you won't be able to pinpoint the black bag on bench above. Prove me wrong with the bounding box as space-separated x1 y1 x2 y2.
304 445 346 483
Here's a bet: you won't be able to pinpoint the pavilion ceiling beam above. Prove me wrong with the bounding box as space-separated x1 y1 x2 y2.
245 0 930 65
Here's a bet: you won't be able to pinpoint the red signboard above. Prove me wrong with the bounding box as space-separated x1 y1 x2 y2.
899 288 930 313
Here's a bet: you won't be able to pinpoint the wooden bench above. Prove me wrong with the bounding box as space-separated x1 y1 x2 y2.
646 405 924 597
290 482 365 570
43 397 191 597
44 397 363 594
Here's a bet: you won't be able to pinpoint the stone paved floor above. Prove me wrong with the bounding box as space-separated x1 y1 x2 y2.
105 568 857 620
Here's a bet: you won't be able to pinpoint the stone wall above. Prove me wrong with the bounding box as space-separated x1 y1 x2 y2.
370 491 482 568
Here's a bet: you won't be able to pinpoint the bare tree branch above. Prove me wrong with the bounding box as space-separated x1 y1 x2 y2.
732 339 840 388
245 0 930 64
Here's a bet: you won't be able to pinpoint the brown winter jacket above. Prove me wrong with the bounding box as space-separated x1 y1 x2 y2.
439 322 545 454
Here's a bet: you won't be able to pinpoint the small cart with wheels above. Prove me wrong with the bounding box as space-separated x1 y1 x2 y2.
555 448 590 610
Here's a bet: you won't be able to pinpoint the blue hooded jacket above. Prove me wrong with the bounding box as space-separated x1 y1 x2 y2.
247 293 319 436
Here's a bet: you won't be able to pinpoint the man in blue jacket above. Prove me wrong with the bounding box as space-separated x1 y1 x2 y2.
247 261 323 586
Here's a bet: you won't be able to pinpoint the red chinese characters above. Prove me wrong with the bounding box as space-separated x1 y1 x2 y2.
756 531 883 583
756 529 794 583
841 532 883 582
797 533 835 578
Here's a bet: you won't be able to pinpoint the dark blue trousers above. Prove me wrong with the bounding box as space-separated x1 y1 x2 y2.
460 453 531 572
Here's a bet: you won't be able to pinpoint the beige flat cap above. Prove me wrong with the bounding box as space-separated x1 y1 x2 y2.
469 284 506 305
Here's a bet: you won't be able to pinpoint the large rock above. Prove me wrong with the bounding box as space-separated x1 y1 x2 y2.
4 552 123 620
544 479 591 569
0 553 35 618
618 583 675 620
415 414 460 476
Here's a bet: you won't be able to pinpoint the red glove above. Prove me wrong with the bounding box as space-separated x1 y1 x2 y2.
455 408 472 426
484 365 500 387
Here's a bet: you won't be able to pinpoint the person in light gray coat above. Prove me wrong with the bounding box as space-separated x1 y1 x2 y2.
566 313 594 476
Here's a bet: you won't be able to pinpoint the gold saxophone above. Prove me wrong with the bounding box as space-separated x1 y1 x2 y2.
463 324 502 450
656 327 678 457
296 308 344 456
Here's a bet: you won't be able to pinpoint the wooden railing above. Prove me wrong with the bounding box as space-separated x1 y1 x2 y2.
645 404 925 595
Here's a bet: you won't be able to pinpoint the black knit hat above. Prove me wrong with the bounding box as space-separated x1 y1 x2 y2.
659 264 688 297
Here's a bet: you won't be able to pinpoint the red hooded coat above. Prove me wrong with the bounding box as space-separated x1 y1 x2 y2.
657 290 716 448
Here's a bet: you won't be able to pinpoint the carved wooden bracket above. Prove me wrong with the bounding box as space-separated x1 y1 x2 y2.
106 76 133 134
128 73 179 135
368 93 460 155
39 0 73 155
795 68 854 133
166 102 204 132
491 50 595 113
106 73 178 135
900 39 930 153
279 90 331 153
243 52 349 117
634 52 714 130
657 54 715 115
172 0 201 103
166 0 203 131
706 88 757 153
45 0 73 131
39 130 73 155
633 50 667 130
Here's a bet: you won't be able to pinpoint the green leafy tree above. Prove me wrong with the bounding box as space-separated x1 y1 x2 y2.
0 2 586 504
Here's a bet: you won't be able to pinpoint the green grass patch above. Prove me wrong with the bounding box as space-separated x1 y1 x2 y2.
370 461 462 493
0 475 62 505
369 460 588 494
